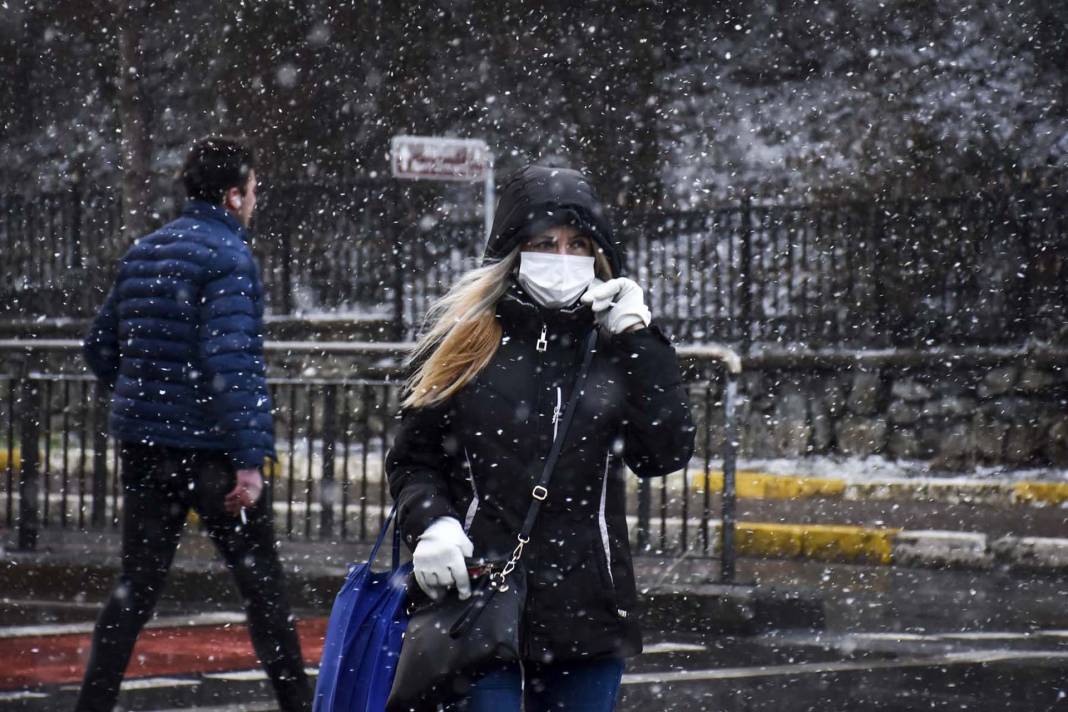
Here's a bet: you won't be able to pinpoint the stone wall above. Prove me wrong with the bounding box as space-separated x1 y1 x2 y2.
694 351 1068 470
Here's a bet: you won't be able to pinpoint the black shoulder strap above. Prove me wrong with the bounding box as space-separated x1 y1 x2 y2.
519 329 599 540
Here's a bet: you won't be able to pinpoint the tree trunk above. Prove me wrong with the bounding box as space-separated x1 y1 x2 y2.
115 0 152 243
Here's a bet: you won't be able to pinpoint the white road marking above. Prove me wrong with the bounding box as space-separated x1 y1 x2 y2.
0 691 48 701
0 611 247 639
847 632 931 642
204 667 318 682
0 621 108 638
204 670 269 681
59 677 202 692
938 631 1034 641
621 650 1068 685
120 677 202 691
1 598 101 610
147 704 278 712
1038 630 1068 639
643 641 708 654
765 628 1067 649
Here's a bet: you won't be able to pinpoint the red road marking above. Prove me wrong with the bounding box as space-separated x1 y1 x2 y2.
0 618 328 690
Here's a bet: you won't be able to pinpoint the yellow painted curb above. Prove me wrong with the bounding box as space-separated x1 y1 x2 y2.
0 449 21 471
700 471 846 499
1013 482 1068 506
735 521 900 565
800 524 899 565
735 522 804 558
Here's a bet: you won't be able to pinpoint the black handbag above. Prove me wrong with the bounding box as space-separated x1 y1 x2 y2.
386 329 599 712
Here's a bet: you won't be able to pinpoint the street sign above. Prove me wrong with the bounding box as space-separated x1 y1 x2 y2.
391 134 495 241
390 135 490 182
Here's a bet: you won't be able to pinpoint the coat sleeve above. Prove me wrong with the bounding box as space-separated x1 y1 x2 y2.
611 325 696 477
386 402 462 550
197 251 275 470
83 285 121 388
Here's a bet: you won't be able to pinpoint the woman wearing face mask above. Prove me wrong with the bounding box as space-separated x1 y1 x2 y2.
386 165 695 711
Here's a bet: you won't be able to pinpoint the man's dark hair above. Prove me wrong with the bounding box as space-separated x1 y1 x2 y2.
181 137 255 203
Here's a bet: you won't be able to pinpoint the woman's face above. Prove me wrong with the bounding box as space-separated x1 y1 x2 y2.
522 225 594 257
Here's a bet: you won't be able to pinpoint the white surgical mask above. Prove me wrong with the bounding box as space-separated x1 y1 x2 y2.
517 252 596 309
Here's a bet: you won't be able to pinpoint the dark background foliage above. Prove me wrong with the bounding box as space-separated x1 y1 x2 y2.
1 0 1065 214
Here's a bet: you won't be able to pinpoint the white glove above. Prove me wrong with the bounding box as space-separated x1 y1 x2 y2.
581 278 651 334
412 517 474 601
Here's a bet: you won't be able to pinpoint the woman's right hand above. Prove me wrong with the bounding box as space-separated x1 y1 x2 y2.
581 277 651 334
412 517 474 601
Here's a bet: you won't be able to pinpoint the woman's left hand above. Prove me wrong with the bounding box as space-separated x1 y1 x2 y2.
581 278 651 334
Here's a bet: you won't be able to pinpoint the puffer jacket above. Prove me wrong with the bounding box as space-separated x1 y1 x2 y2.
83 200 275 469
386 283 695 662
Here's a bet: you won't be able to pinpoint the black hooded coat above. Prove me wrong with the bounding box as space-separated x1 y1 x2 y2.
386 166 695 663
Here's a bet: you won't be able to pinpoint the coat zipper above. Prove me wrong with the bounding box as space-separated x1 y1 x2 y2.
599 454 626 618
462 448 479 533
598 454 614 586
551 387 563 442
536 322 548 352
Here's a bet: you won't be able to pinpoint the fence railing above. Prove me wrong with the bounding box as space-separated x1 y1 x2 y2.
1 184 1065 348
0 345 740 569
0 189 122 323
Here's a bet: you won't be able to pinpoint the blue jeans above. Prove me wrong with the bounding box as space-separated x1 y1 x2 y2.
445 658 625 712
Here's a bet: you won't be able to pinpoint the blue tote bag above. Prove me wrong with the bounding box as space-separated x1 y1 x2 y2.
314 505 411 712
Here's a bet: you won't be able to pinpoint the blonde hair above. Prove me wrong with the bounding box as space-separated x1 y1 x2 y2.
402 244 615 410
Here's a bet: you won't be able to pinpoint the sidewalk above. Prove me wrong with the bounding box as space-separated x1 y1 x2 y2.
0 527 820 630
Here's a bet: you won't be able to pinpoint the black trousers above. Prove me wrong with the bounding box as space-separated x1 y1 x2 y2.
75 443 311 712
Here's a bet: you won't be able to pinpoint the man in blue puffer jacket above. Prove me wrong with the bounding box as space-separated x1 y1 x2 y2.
76 137 311 712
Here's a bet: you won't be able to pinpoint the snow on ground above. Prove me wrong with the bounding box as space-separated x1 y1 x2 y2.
734 454 1068 484
263 308 391 322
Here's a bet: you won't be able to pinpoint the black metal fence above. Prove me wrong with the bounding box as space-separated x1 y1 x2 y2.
0 363 733 560
1 183 1065 348
0 189 122 322
621 193 1068 347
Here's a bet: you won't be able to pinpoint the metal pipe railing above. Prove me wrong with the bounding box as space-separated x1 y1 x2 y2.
683 345 743 583
1 339 743 575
